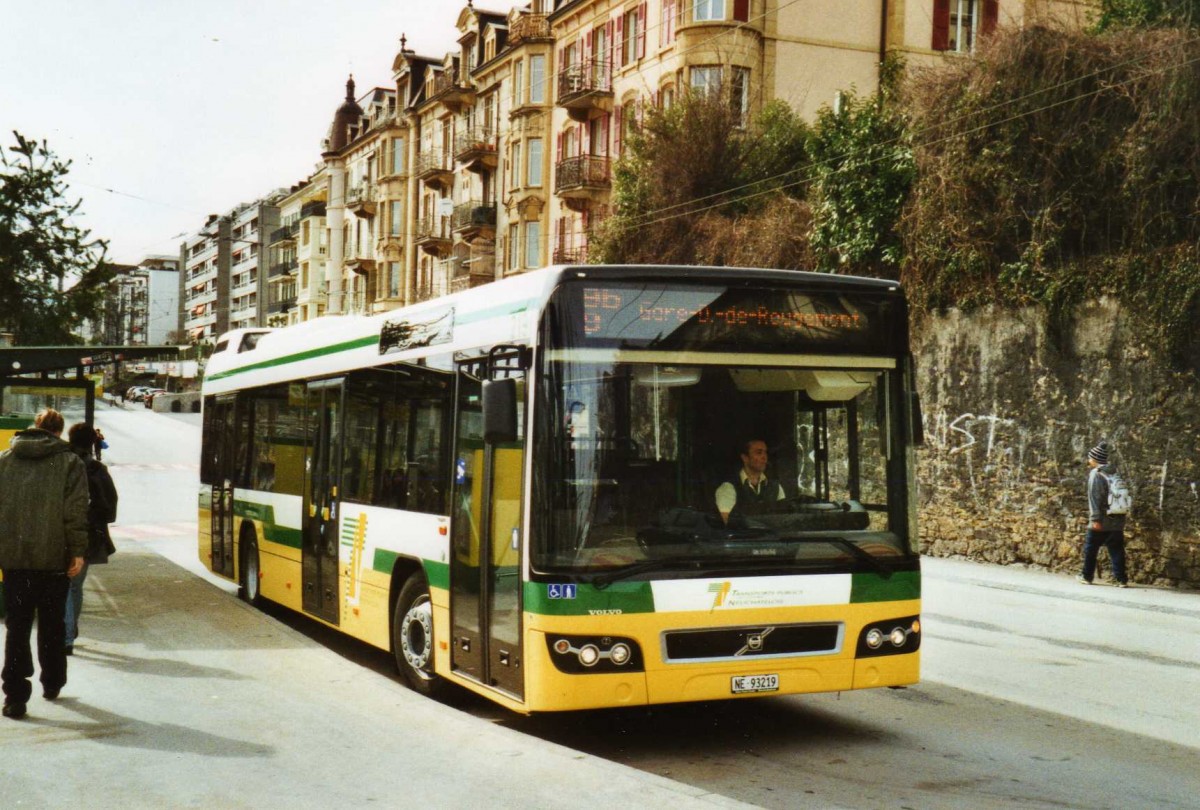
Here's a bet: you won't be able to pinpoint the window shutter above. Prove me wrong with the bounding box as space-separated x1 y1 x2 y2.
637 3 647 59
734 0 750 22
606 20 615 67
582 122 590 155
614 105 623 155
931 0 950 50
615 14 624 67
556 132 563 162
982 0 999 36
583 29 593 64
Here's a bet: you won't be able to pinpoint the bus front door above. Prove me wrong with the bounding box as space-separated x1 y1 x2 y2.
208 396 237 579
449 354 525 699
302 379 343 625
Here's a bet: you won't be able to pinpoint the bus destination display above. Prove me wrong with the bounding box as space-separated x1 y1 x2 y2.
572 284 881 352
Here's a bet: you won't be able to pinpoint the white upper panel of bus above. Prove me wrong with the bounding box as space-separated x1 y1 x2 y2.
202 267 567 395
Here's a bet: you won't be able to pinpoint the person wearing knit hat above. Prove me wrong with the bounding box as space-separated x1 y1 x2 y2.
1077 440 1129 587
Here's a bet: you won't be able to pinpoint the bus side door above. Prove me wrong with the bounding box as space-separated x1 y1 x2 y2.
302 378 343 625
449 351 526 699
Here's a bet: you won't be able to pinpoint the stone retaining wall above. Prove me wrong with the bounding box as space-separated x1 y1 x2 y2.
912 300 1200 589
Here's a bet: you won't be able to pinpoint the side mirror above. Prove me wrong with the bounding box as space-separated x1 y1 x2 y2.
909 392 925 447
483 378 518 444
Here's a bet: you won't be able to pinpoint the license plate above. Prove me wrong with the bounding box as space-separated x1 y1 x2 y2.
731 674 779 694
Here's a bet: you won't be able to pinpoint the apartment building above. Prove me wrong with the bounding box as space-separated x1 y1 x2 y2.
179 193 283 343
267 175 330 326
311 0 1087 315
109 256 181 345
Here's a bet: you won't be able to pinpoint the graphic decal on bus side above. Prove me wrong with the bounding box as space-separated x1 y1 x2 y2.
379 306 454 355
341 513 368 608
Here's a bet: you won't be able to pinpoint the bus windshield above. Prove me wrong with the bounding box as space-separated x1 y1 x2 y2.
533 356 913 578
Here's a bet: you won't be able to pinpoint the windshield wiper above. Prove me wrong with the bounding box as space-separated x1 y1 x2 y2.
585 557 701 590
798 536 895 578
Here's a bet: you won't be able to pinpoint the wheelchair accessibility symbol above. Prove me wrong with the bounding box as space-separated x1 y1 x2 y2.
548 584 577 599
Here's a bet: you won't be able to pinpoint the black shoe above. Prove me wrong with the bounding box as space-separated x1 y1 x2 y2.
44 687 61 701
64 646 73 656
2 702 27 719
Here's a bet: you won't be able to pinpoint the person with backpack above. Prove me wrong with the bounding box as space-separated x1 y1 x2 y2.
1077 441 1130 588
64 423 118 655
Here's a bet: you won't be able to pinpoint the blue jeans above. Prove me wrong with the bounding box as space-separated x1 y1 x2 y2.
1082 529 1126 583
64 562 89 648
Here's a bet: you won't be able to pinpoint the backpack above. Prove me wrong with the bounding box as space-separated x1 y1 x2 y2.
1101 472 1132 516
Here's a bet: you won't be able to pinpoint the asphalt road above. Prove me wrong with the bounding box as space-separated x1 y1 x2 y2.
19 403 1193 810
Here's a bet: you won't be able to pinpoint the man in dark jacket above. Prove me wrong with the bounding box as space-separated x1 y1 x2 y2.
0 408 88 719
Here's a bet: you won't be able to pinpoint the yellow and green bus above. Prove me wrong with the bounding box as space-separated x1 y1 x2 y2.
199 265 923 712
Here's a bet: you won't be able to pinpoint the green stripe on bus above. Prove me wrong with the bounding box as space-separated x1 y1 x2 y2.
205 335 380 382
850 570 920 602
0 416 32 429
233 500 303 549
524 581 656 615
370 550 449 591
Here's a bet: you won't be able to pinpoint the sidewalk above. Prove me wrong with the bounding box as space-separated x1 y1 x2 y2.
920 555 1200 749
0 545 757 810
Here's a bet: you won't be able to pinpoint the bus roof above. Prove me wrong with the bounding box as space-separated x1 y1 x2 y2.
201 265 904 395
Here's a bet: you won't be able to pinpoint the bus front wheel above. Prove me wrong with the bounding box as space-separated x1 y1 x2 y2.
239 531 262 607
393 574 445 698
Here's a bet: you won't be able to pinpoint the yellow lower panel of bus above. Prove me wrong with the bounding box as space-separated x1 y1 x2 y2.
516 601 920 712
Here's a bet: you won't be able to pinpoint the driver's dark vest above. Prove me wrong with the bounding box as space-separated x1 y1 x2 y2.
724 475 782 517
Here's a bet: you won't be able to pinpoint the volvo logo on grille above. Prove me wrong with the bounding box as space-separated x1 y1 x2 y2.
736 627 774 656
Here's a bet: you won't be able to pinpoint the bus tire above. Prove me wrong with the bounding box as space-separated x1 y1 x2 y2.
239 530 262 607
392 574 444 698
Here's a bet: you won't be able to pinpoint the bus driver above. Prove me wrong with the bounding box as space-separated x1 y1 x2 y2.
715 438 787 525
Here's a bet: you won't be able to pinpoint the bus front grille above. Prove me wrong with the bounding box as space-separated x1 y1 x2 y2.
662 623 843 663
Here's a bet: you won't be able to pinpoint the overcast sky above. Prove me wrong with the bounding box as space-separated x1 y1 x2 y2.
1 1 511 265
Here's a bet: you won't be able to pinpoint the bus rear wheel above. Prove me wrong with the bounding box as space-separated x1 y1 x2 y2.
393 574 445 698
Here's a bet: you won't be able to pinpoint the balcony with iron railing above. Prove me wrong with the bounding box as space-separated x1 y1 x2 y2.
300 200 327 219
270 221 299 245
345 185 376 217
415 216 452 256
454 128 498 173
509 13 552 46
557 59 613 121
268 259 298 279
554 155 612 209
452 202 497 238
552 238 590 265
268 282 298 314
427 68 474 112
414 150 454 192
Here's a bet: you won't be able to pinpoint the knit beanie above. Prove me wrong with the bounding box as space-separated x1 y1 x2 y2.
1088 441 1110 464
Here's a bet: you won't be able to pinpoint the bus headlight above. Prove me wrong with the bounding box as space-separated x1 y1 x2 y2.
578 644 601 667
856 616 921 658
546 635 644 674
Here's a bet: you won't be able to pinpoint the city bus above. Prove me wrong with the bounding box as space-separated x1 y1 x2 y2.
198 265 923 712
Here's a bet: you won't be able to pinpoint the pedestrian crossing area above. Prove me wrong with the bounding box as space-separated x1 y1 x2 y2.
108 462 199 473
110 521 197 541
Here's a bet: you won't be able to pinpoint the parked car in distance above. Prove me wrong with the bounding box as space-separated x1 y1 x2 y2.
142 388 168 407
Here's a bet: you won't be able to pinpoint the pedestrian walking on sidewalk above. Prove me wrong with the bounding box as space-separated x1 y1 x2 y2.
1077 441 1130 588
64 423 118 656
0 409 88 719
